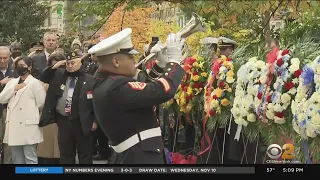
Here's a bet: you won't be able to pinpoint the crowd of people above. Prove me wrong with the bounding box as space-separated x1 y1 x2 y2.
0 31 111 164
0 25 280 164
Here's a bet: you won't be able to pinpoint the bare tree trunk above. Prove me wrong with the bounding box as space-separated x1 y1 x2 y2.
262 11 271 42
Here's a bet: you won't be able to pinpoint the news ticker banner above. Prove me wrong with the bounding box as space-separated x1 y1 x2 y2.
13 166 309 174
15 167 254 174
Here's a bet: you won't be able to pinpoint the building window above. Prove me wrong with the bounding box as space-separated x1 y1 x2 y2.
44 7 52 27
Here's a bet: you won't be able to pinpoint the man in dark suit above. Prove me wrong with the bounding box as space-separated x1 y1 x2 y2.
0 46 16 164
31 32 58 75
39 51 96 164
28 42 44 57
9 41 22 62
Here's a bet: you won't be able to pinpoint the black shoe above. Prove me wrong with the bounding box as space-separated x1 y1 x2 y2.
93 153 108 161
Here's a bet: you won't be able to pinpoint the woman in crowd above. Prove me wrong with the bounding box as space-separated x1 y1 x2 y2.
0 56 45 164
37 53 66 164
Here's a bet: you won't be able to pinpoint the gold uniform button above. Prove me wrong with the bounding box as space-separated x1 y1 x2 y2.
165 73 169 76
157 149 160 152
167 68 171 71
170 63 174 66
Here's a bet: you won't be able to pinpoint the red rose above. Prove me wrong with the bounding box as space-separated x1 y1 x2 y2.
186 95 194 102
218 81 224 88
209 109 216 117
212 95 217 99
277 72 281 76
294 69 302 78
193 82 203 89
211 60 223 73
276 59 284 66
184 57 196 65
180 84 185 89
275 112 284 118
284 81 294 91
266 95 272 103
227 57 232 61
257 93 263 100
281 49 290 56
183 66 192 72
193 71 198 75
183 86 188 92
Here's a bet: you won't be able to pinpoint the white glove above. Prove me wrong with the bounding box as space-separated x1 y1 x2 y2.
166 33 185 64
150 41 168 68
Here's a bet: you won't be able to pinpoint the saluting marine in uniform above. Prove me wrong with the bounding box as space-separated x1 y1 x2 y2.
135 37 163 136
88 28 186 164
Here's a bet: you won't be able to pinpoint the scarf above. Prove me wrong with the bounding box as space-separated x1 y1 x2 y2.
59 68 85 121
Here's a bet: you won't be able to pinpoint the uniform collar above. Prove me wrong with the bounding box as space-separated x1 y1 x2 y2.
94 71 109 80
95 69 129 80
95 70 118 79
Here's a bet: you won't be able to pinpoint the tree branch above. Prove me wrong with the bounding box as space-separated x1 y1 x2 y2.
88 1 123 39
258 0 285 37
215 3 239 33
120 8 126 30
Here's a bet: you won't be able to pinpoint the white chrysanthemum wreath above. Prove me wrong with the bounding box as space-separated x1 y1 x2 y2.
256 50 302 124
292 56 320 138
231 57 267 141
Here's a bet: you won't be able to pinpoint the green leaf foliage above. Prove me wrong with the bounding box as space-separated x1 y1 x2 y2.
0 0 49 51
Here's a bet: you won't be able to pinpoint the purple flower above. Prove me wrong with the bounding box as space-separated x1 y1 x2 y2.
302 65 314 86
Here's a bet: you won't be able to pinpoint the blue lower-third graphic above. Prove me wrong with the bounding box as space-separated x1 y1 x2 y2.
15 167 64 174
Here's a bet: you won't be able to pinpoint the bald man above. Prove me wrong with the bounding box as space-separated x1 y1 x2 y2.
10 42 22 62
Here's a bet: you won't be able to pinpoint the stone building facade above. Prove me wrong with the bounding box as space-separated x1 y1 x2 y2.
149 2 188 28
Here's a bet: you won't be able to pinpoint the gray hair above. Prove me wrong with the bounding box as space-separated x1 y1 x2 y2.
0 46 10 56
43 31 57 41
10 41 22 48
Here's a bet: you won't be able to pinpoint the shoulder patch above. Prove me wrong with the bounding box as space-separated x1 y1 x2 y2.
157 78 171 93
128 82 147 91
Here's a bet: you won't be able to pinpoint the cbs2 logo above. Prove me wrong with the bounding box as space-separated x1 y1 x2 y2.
267 144 295 159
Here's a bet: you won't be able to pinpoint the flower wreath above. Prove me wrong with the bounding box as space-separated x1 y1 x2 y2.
204 55 235 120
175 55 208 114
257 50 302 124
199 55 235 155
292 57 320 138
231 57 267 141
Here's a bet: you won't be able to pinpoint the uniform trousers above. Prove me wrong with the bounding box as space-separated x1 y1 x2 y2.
227 120 264 164
56 115 93 164
167 116 195 153
92 125 111 158
109 136 165 164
